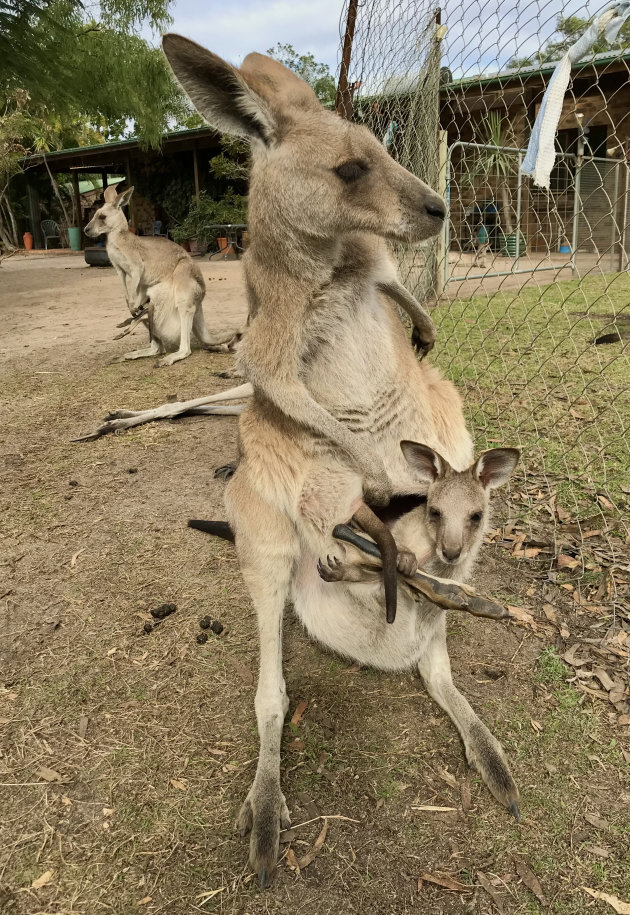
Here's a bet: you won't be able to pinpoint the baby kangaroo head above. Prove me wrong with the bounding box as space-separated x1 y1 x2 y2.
401 441 520 566
84 185 134 238
162 35 445 245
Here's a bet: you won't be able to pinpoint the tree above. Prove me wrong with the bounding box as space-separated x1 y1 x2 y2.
464 111 516 235
508 14 630 68
267 43 337 106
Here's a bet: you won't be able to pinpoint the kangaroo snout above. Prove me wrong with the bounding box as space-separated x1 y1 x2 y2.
441 544 462 563
424 198 446 221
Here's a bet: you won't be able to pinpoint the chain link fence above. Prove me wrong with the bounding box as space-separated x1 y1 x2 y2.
338 0 630 601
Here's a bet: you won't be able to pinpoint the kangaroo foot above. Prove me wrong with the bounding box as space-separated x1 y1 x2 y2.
466 721 520 820
214 463 237 480
236 780 291 887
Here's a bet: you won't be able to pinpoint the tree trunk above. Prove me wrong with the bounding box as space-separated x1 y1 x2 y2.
42 152 71 235
500 181 515 235
0 190 18 249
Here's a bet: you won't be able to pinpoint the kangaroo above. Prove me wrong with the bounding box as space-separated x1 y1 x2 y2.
162 36 520 884
84 185 240 366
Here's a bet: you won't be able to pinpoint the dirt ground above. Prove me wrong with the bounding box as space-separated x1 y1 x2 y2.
1 254 628 915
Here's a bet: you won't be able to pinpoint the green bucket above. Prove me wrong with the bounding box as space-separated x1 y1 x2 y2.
501 231 526 258
68 226 82 251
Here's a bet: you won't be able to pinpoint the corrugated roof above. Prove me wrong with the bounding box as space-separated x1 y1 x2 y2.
23 126 216 164
444 48 630 89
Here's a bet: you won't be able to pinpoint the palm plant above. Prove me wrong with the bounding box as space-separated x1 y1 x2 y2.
465 110 516 235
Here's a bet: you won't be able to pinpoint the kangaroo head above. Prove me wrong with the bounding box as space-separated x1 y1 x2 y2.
84 185 134 238
162 35 445 246
401 441 520 566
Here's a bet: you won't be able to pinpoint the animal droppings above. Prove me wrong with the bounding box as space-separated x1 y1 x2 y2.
150 602 177 620
143 622 153 634
196 632 208 644
199 616 212 629
128 467 138 474
69 480 78 487
210 620 224 635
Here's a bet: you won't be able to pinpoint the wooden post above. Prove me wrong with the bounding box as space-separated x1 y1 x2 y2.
192 143 200 199
27 182 43 248
336 0 359 120
125 155 136 231
435 130 448 298
71 170 81 229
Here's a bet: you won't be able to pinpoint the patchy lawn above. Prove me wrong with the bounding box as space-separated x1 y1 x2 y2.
0 257 628 914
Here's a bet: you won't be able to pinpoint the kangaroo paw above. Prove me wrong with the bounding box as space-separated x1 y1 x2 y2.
466 722 520 820
236 782 290 888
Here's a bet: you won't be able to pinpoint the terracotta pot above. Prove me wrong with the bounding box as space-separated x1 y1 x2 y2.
23 231 34 251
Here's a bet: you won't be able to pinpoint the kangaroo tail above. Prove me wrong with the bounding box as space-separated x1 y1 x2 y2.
187 519 235 542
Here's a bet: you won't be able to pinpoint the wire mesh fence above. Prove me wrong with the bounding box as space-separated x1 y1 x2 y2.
338 0 630 601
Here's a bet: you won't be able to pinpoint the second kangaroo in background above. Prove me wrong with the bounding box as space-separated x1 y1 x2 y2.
84 185 241 366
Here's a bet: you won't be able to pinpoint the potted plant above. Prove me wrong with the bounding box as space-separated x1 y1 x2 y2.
172 190 248 254
464 111 526 258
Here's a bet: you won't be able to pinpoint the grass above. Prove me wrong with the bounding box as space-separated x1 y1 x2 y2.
434 272 630 516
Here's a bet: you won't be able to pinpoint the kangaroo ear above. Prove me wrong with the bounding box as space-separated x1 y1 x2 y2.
400 441 449 483
163 34 275 145
473 448 520 489
103 183 120 204
115 186 134 209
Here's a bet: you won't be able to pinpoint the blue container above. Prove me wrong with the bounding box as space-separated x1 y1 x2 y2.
559 244 571 254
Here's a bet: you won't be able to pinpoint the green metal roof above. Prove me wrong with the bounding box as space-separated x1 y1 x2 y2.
23 126 216 163
444 48 630 90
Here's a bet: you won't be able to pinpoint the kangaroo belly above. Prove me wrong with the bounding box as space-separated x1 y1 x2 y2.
147 282 180 350
292 551 440 671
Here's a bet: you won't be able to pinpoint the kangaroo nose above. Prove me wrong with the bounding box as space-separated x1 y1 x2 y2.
425 199 446 221
443 545 462 562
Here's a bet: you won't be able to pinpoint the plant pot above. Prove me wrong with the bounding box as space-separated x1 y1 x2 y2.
23 231 33 251
500 230 526 258
67 226 82 251
189 238 207 256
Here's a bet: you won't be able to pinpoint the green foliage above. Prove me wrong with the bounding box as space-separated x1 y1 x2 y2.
536 648 568 684
170 190 248 244
267 42 337 106
0 0 187 149
508 14 630 68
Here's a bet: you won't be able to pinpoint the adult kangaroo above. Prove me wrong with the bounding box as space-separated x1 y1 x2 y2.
163 36 519 885
84 185 240 366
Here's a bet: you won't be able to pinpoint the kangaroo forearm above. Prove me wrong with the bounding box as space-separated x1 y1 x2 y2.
379 279 435 339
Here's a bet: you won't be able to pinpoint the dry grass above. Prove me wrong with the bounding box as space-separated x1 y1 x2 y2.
0 257 628 914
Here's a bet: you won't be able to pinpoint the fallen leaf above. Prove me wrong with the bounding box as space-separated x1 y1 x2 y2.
376 797 384 809
597 495 615 512
70 548 86 568
586 845 611 858
619 714 630 726
557 553 579 570
31 870 53 889
460 783 471 813
412 805 458 812
419 872 473 892
287 738 305 751
196 888 226 904
593 668 615 692
477 871 506 914
78 715 89 739
584 811 610 831
543 604 558 623
290 700 308 727
170 778 188 791
515 860 546 905
285 847 300 872
297 818 328 869
136 896 152 906
582 887 630 913
530 718 543 733
438 768 458 789
38 767 63 782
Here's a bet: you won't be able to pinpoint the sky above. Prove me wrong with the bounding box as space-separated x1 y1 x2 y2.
154 0 619 83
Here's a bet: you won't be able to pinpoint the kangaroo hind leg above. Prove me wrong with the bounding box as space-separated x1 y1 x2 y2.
417 616 520 819
227 476 298 886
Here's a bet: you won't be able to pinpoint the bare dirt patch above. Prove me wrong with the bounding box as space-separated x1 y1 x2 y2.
0 255 628 914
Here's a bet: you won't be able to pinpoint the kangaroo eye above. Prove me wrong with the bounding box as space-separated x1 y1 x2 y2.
429 508 441 520
335 160 369 182
470 512 483 524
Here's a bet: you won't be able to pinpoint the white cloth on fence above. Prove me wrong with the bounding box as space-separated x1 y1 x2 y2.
521 2 630 189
